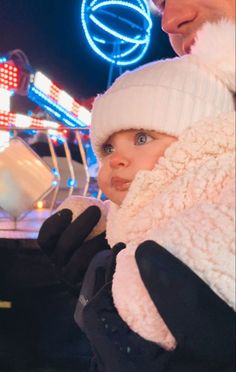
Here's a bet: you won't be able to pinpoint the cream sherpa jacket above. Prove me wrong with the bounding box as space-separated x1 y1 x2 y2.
105 20 236 350
107 112 235 350
58 20 235 351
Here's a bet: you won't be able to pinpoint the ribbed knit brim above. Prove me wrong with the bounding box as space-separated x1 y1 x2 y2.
91 55 234 159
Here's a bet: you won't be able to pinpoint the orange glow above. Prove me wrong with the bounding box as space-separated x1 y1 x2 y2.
37 200 44 209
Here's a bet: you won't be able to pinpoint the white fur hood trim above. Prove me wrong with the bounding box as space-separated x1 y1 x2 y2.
191 19 236 92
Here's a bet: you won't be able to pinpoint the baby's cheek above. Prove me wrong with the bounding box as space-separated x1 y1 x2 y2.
97 165 110 195
97 168 104 191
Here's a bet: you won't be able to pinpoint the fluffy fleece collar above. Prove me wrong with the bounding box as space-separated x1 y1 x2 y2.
106 112 235 247
104 19 236 350
107 112 235 350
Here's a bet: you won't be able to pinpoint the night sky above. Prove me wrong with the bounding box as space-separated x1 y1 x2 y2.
0 0 176 112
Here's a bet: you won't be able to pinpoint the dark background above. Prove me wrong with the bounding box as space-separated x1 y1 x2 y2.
0 0 176 112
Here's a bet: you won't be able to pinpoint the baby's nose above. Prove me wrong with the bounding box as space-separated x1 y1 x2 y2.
109 153 130 168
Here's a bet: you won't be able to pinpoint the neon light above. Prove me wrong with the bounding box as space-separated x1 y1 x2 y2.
52 167 60 177
90 14 147 45
91 1 152 28
0 56 7 64
52 180 59 187
67 178 78 187
81 0 152 66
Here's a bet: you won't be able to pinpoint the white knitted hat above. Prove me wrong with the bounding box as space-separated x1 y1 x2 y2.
91 21 235 159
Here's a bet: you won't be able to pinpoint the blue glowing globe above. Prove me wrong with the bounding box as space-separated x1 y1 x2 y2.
81 0 153 66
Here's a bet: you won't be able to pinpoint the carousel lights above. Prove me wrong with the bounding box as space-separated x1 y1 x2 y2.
0 61 19 91
28 85 80 128
15 114 31 128
33 72 90 120
48 128 65 143
29 72 91 128
0 110 60 130
52 180 59 187
36 200 44 209
67 178 78 187
52 167 60 177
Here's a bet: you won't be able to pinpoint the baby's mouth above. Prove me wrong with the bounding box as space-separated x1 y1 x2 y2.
111 177 131 191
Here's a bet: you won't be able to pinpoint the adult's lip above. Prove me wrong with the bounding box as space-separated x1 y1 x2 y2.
111 177 131 191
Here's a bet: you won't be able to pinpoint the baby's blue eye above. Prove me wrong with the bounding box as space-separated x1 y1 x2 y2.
102 143 114 155
135 132 152 145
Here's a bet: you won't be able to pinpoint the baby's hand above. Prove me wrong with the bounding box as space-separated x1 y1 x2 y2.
37 202 110 296
56 195 108 240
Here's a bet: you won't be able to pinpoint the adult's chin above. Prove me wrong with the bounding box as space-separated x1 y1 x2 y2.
168 34 184 56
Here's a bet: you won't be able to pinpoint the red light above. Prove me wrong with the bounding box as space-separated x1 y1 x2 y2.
72 101 80 116
0 61 20 91
49 83 60 101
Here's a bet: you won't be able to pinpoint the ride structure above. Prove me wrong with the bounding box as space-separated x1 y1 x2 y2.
0 50 98 224
81 0 153 86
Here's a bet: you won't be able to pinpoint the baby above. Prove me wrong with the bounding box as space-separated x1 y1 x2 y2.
89 19 235 349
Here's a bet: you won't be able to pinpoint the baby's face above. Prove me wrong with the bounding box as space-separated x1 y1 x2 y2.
98 129 177 206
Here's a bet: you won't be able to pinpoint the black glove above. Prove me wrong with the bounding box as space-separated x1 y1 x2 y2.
37 206 110 296
135 241 235 371
82 241 235 372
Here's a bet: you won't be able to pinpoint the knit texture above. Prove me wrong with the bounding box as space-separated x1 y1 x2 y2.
91 20 235 160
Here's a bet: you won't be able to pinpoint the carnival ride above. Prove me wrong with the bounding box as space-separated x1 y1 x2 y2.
0 0 153 234
81 0 152 86
0 49 97 233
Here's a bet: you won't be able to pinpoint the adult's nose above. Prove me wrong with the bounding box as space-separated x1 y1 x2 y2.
161 2 197 35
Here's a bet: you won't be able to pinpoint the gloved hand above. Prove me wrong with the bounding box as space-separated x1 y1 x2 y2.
82 241 235 372
37 206 110 296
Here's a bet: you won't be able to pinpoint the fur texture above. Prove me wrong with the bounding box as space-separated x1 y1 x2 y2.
106 20 236 349
107 112 235 349
191 19 235 92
